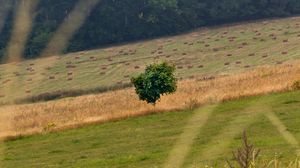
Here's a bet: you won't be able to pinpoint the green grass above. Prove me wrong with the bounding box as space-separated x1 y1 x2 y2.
2 90 300 167
1 16 300 103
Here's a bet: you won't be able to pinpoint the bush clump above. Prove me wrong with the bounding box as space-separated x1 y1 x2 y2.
131 62 177 105
292 81 300 90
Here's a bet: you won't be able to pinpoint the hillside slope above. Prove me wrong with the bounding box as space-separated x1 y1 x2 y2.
2 0 300 58
1 91 300 167
1 16 300 103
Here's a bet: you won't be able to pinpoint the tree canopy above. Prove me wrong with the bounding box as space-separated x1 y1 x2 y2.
1 0 300 60
131 62 177 105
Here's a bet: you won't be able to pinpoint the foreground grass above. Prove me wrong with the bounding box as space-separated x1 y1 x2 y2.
1 91 300 167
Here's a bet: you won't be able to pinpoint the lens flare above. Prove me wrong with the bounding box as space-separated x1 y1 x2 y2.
41 0 100 57
0 2 39 166
0 0 12 33
5 0 39 63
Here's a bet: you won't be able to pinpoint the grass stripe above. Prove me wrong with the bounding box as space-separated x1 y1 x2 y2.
163 105 215 168
265 110 300 156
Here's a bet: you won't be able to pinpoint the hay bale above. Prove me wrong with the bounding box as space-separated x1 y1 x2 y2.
66 65 76 69
213 48 219 52
187 65 193 69
3 79 11 84
269 33 275 37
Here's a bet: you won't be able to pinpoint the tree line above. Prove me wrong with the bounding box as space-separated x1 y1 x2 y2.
0 0 300 60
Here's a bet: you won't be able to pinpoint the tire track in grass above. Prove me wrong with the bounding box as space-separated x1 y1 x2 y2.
183 98 272 168
188 108 263 167
163 105 216 168
265 110 300 156
187 97 300 167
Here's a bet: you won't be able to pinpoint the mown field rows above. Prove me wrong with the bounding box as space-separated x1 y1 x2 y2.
1 91 300 167
1 16 300 103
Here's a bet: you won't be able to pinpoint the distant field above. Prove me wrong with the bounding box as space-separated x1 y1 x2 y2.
0 62 298 138
1 16 300 103
1 91 300 167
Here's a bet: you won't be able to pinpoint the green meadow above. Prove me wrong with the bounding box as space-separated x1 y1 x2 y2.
2 91 300 167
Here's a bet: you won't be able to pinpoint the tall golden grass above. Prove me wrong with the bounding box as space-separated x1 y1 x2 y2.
0 62 300 140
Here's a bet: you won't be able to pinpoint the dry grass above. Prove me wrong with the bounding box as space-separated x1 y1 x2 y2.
0 62 300 140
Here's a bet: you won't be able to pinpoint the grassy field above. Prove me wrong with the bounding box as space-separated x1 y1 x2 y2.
1 90 300 167
1 63 299 138
1 16 300 103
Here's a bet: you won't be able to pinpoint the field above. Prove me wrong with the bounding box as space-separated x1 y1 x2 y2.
1 15 300 168
0 62 298 139
1 91 300 167
1 16 300 103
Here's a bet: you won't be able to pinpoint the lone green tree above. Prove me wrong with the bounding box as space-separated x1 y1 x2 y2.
131 62 177 105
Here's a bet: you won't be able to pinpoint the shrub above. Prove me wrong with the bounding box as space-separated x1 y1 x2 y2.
227 131 260 168
292 81 300 90
131 62 177 105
